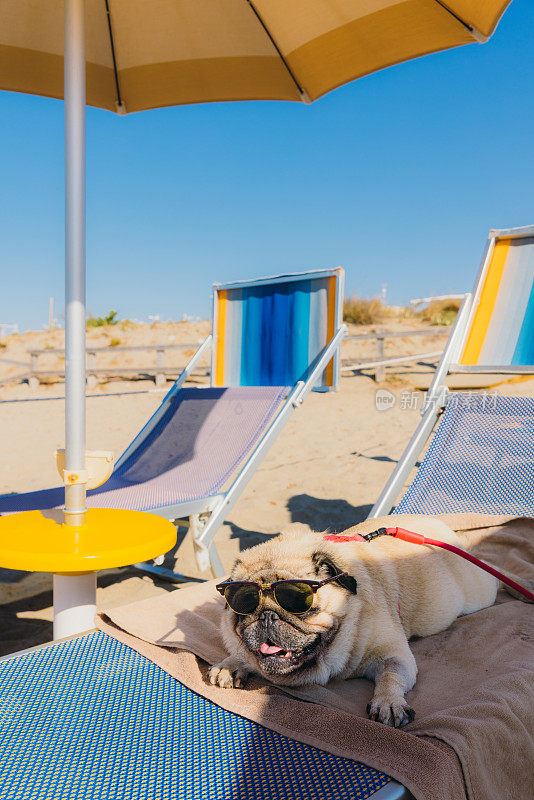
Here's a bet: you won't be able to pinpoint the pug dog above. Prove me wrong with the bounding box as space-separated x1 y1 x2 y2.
207 515 499 727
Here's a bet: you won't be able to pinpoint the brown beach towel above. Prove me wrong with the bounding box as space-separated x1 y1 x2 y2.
96 514 534 800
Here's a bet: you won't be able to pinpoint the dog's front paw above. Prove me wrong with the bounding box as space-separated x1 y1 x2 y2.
207 659 250 689
366 697 415 728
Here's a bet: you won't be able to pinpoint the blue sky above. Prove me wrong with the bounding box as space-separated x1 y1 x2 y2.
1 0 533 331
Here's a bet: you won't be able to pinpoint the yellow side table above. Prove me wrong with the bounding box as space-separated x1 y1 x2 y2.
0 508 176 638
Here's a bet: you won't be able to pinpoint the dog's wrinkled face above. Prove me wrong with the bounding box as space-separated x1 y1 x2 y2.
222 527 358 685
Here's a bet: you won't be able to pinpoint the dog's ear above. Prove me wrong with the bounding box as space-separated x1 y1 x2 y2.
312 551 357 594
229 557 242 578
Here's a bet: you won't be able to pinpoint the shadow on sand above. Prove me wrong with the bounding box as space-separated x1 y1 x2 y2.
0 567 177 658
287 494 372 532
227 522 279 550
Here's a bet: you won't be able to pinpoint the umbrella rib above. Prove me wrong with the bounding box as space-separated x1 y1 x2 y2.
104 0 125 112
431 0 489 42
244 0 309 101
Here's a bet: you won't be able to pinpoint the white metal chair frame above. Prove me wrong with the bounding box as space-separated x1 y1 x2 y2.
370 225 534 518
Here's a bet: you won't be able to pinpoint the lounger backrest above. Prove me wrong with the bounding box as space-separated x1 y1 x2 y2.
459 226 534 368
395 394 534 516
211 268 344 390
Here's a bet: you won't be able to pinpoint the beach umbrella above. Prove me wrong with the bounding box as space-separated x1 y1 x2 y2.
0 0 512 637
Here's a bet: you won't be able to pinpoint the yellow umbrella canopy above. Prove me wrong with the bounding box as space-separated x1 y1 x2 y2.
2 0 511 113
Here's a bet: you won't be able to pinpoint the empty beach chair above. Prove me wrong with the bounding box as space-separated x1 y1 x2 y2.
370 224 534 517
0 269 345 577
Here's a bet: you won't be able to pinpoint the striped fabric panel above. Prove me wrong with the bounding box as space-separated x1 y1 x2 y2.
0 631 391 800
461 237 534 366
214 274 340 389
396 394 534 516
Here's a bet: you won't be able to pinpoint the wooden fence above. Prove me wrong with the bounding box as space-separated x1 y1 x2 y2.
0 342 206 389
0 327 452 389
342 327 450 381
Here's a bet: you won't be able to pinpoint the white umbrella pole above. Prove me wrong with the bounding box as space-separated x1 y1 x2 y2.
64 0 86 521
55 0 95 639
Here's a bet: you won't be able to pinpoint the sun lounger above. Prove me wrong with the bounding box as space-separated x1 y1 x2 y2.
371 224 534 517
0 269 345 577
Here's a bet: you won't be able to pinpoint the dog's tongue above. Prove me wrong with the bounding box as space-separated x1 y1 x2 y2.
259 642 286 655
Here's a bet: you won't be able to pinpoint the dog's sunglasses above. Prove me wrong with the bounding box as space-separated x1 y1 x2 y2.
216 573 349 616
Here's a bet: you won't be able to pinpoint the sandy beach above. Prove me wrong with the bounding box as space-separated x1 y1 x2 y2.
2 319 532 657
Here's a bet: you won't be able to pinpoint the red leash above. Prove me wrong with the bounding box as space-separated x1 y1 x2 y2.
324 527 534 603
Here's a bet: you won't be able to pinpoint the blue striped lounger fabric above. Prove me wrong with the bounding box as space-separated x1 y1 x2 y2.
0 631 394 800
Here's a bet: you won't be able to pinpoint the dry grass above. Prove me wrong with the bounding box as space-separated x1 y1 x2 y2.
343 297 387 326
418 299 460 326
118 319 135 330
